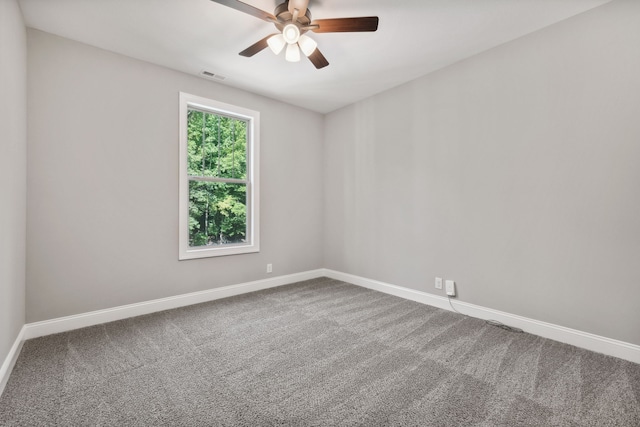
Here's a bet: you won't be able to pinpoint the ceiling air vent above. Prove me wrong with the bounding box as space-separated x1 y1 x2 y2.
200 70 226 81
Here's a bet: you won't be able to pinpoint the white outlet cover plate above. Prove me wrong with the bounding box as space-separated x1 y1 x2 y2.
435 277 443 289
445 280 456 296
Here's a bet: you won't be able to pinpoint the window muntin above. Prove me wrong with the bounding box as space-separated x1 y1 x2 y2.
179 93 259 259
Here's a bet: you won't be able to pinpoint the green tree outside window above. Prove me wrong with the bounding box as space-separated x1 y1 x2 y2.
186 109 248 247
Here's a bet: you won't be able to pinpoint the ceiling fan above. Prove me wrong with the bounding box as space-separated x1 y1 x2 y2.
210 0 379 69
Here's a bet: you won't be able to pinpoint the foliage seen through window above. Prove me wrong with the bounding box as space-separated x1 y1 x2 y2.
187 109 248 247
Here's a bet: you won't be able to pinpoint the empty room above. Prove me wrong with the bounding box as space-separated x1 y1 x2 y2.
1 0 639 425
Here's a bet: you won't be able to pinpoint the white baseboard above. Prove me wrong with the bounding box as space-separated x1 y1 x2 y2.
0 326 25 397
23 269 325 340
6 266 638 396
322 269 640 364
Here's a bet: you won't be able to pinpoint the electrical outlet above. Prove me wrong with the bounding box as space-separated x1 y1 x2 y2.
266 263 272 273
445 280 456 297
435 277 443 290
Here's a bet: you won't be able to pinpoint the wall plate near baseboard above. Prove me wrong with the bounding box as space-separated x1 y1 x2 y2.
445 280 456 296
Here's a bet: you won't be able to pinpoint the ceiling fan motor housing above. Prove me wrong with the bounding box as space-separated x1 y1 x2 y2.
274 1 312 33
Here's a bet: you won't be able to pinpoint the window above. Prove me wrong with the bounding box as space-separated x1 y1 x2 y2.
179 92 259 259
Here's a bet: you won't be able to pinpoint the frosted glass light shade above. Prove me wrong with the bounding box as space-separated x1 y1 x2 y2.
267 34 286 55
298 34 317 57
282 24 300 44
285 43 301 62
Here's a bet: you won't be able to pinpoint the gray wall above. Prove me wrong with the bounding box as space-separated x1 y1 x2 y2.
26 30 324 322
324 0 640 345
22 0 640 347
0 0 27 362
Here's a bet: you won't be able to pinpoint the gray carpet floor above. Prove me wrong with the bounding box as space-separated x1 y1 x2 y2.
1 277 639 426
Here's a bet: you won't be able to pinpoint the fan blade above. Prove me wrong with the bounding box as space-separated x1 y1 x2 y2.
239 34 277 57
311 17 379 33
210 0 277 23
307 48 329 69
288 0 309 18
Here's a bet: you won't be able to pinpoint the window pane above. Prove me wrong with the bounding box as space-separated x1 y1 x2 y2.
187 109 247 179
188 181 247 247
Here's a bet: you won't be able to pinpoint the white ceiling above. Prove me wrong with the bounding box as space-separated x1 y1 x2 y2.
19 0 611 113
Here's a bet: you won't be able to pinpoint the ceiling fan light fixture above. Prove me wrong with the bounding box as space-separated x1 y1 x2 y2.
285 43 301 62
267 34 286 54
282 23 300 44
298 34 317 57
211 0 379 70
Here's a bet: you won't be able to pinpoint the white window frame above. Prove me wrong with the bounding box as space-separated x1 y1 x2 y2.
178 92 260 260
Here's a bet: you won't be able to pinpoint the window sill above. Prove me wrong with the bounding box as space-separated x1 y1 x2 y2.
179 243 259 260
